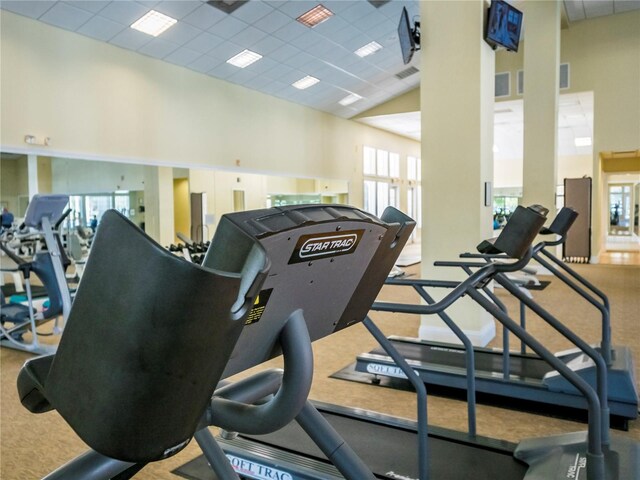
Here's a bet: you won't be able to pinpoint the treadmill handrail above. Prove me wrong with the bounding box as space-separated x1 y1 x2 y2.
466 288 605 479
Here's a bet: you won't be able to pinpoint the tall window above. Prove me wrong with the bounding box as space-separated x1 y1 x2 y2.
362 146 401 217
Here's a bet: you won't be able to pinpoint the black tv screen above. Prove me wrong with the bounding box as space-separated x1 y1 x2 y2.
486 0 523 52
398 6 415 64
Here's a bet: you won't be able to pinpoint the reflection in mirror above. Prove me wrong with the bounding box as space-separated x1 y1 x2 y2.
1 153 349 248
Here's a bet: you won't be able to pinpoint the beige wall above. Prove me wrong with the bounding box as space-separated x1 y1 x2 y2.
496 11 640 257
0 11 419 200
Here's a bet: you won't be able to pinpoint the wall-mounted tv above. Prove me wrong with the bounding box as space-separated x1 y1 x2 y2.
398 6 420 65
485 0 523 52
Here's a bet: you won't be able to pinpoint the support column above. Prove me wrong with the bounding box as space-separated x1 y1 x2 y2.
27 154 39 199
143 166 174 246
420 1 495 345
521 1 561 212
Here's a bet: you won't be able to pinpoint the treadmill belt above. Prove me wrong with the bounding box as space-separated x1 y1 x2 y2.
372 341 553 380
243 409 528 479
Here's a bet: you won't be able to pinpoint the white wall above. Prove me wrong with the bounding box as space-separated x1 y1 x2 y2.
51 158 145 194
0 11 420 203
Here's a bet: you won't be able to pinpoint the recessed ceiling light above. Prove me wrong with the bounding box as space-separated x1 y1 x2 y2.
339 93 363 106
292 75 320 90
131 10 177 37
297 4 333 28
354 41 382 58
575 137 592 147
227 49 263 68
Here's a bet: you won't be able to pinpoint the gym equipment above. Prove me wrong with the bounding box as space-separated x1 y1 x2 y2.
354 207 638 427
16 209 269 479
182 204 637 480
0 194 73 354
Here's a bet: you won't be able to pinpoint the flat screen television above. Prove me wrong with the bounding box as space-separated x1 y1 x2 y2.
485 0 523 52
398 6 417 65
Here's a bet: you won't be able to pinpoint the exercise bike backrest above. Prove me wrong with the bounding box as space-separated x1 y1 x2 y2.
203 205 416 378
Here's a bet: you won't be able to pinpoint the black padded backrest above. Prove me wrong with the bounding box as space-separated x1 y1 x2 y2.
540 206 578 236
204 205 415 378
478 205 549 258
43 210 268 463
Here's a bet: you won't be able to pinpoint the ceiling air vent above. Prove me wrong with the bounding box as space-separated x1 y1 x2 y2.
207 1 249 14
368 0 391 7
395 66 419 79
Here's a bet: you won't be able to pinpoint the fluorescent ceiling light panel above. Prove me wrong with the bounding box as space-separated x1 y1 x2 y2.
297 4 334 28
131 10 177 37
339 93 362 106
574 137 592 147
227 49 263 68
292 75 320 89
355 41 382 58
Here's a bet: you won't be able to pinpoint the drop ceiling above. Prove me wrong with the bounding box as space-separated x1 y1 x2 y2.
0 0 422 118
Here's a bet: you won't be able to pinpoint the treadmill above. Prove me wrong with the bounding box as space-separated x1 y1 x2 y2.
185 204 638 480
354 207 638 428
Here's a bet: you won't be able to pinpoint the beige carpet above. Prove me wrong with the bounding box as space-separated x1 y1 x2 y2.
1 262 638 479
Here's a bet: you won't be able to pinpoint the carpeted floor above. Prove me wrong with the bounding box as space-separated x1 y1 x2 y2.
1 262 638 479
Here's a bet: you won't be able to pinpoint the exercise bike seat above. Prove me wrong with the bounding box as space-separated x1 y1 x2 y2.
16 209 269 463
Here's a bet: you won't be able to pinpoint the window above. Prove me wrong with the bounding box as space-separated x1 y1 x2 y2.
389 153 400 178
376 149 389 177
363 146 376 175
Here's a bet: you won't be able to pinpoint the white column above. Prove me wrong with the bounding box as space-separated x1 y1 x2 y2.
143 166 174 246
27 154 39 198
521 1 561 212
419 1 496 345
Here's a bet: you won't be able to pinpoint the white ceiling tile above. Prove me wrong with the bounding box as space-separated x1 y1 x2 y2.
109 28 153 50
244 56 279 75
242 74 275 92
268 43 302 63
0 1 54 19
67 1 111 14
614 0 640 13
164 46 202 66
181 3 226 30
209 15 249 39
76 15 125 41
276 1 321 19
271 19 308 42
312 14 349 35
253 8 291 33
99 1 149 26
583 0 615 17
208 61 239 79
39 2 94 30
138 37 178 59
232 25 268 48
185 32 225 54
136 1 161 8
231 0 273 24
324 24 363 44
354 8 387 31
208 40 244 60
287 50 316 68
159 20 202 45
563 0 587 21
153 1 201 20
339 1 377 24
252 35 286 55
260 80 289 95
188 54 222 73
227 68 258 85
